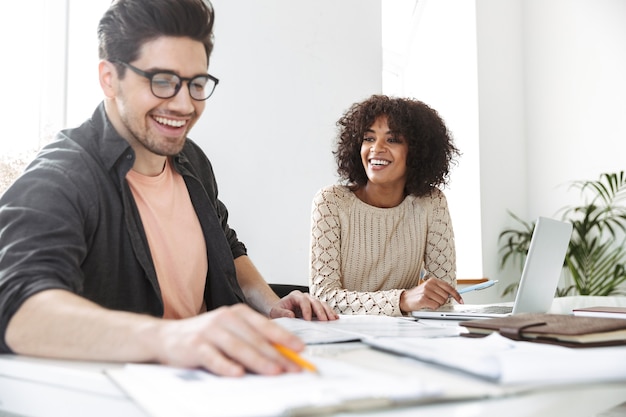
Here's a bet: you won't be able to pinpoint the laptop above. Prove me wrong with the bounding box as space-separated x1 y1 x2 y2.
411 217 573 320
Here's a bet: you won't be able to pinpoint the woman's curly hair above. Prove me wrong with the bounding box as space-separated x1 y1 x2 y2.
334 95 460 197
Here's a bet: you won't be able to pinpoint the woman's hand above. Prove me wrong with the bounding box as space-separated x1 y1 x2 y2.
399 278 463 313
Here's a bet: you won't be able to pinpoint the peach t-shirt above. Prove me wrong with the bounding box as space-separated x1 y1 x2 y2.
126 159 207 319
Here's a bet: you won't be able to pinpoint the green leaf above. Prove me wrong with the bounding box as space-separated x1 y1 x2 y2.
500 171 626 297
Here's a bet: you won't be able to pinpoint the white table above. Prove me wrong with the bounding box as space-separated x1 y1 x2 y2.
1 296 625 417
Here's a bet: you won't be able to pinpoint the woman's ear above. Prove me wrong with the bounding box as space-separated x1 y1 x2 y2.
99 60 117 98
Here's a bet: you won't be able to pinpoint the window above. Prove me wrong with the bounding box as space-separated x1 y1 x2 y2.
0 0 60 193
382 0 483 279
0 0 109 195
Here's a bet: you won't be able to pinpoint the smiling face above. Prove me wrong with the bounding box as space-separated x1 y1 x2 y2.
360 115 409 191
100 36 208 175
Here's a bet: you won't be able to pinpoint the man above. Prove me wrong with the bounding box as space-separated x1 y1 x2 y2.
0 0 336 377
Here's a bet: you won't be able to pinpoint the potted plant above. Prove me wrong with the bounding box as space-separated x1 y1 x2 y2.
499 171 626 297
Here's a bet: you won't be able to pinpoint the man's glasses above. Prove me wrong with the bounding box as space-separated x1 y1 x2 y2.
114 61 219 101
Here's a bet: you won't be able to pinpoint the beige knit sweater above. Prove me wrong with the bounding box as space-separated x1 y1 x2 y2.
309 184 456 316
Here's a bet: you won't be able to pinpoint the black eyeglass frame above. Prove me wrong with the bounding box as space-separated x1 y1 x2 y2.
113 60 219 101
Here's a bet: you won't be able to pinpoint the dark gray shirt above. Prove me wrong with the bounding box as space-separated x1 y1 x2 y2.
0 103 246 353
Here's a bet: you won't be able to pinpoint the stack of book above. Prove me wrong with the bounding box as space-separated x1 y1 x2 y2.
572 306 626 319
460 312 626 347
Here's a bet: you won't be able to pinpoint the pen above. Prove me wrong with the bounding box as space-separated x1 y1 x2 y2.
273 344 318 374
458 279 498 295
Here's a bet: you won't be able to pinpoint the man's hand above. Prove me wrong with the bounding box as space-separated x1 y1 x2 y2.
7 291 309 377
233 256 338 321
155 304 306 377
269 290 339 321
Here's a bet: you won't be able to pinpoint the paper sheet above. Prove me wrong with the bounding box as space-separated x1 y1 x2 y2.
365 333 626 385
274 315 461 344
107 355 442 417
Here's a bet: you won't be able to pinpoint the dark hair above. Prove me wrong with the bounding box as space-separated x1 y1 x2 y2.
334 95 460 197
98 0 215 76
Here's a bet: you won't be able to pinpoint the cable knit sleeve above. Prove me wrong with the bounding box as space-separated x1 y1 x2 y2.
309 186 404 316
423 189 457 286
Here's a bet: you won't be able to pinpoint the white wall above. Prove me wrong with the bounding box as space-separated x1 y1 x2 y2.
476 0 528 299
477 0 626 299
523 0 626 213
66 1 110 129
192 0 383 286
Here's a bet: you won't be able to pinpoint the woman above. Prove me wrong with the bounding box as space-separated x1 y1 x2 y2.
309 95 463 316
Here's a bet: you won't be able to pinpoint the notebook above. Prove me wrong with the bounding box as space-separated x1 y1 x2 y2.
411 217 573 320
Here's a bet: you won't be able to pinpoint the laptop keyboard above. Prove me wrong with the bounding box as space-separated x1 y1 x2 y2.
462 305 513 314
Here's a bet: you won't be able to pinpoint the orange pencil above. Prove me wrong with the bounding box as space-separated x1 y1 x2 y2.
273 344 318 374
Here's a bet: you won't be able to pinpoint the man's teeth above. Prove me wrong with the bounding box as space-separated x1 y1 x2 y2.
154 116 186 128
370 159 390 166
